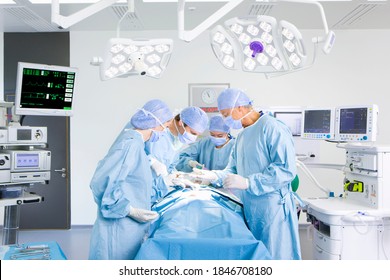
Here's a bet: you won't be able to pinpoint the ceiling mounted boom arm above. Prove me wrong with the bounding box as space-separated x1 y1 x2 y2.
283 0 329 34
178 0 244 42
178 0 334 52
281 0 335 53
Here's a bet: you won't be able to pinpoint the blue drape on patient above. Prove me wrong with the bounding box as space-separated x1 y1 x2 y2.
135 187 271 260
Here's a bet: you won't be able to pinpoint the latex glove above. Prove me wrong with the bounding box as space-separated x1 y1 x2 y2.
223 174 249 190
188 168 218 185
188 160 204 170
150 157 168 177
128 206 159 223
172 177 199 189
163 172 180 187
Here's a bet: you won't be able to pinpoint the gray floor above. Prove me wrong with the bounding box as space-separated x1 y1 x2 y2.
1 225 313 260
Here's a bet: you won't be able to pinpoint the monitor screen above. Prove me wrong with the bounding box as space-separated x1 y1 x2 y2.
301 108 335 140
16 153 39 168
339 108 367 134
274 111 302 136
335 105 378 142
303 110 332 134
14 62 78 116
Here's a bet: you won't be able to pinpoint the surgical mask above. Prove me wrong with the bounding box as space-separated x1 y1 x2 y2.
210 136 227 147
175 120 197 144
224 116 243 129
178 129 197 144
149 129 165 142
224 109 253 129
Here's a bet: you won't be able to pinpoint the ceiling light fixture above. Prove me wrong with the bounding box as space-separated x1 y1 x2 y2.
98 37 173 80
100 0 173 79
179 0 336 76
50 0 173 79
210 15 307 73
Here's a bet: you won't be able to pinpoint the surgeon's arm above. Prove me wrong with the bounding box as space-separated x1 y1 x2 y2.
246 125 296 196
175 141 201 172
212 146 237 187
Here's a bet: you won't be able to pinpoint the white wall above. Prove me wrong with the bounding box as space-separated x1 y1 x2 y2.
67 29 389 224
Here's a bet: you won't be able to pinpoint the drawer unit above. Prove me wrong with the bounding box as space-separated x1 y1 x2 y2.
313 244 340 260
313 230 341 255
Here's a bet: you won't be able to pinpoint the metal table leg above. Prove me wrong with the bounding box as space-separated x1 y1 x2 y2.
2 205 20 245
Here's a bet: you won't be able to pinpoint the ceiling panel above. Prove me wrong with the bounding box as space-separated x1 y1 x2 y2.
0 0 389 33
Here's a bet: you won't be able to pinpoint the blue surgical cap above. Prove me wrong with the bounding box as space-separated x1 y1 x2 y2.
217 88 252 111
209 115 230 133
180 106 208 134
131 99 173 129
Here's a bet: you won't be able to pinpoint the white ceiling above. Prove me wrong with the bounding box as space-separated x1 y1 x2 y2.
0 0 390 33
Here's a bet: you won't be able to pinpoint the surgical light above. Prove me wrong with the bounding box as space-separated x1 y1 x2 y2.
99 38 173 80
99 1 173 80
50 0 174 80
210 15 306 74
222 55 235 69
99 1 174 80
176 0 335 76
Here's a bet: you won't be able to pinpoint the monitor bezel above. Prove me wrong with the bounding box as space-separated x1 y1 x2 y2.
301 107 336 140
14 62 78 117
335 105 378 142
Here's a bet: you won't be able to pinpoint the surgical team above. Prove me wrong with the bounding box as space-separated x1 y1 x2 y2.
88 88 300 260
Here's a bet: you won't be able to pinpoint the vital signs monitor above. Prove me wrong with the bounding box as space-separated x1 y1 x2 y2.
301 108 335 140
335 105 378 142
14 62 78 117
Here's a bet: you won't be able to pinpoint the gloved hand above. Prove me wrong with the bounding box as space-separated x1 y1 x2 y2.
188 168 218 185
172 177 199 189
149 157 168 177
188 160 204 170
128 206 159 223
163 172 180 187
223 174 249 190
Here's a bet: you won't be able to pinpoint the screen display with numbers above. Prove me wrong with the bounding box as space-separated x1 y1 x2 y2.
14 62 78 116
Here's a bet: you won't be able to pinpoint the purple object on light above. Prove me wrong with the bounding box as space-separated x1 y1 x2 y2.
250 41 264 57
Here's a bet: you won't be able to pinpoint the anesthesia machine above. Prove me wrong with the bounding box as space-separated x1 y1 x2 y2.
300 105 390 260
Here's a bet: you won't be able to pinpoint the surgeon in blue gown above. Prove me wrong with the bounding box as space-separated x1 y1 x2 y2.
89 99 173 260
190 88 301 260
144 106 209 203
176 115 235 172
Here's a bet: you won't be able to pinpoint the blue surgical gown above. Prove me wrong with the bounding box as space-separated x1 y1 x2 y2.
175 137 235 172
215 114 301 260
89 127 152 260
145 130 184 203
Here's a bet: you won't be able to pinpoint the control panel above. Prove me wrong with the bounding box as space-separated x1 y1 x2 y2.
343 145 390 209
0 126 47 144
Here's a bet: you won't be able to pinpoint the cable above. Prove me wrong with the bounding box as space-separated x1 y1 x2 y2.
19 115 25 126
341 211 389 260
379 219 389 260
296 159 331 196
